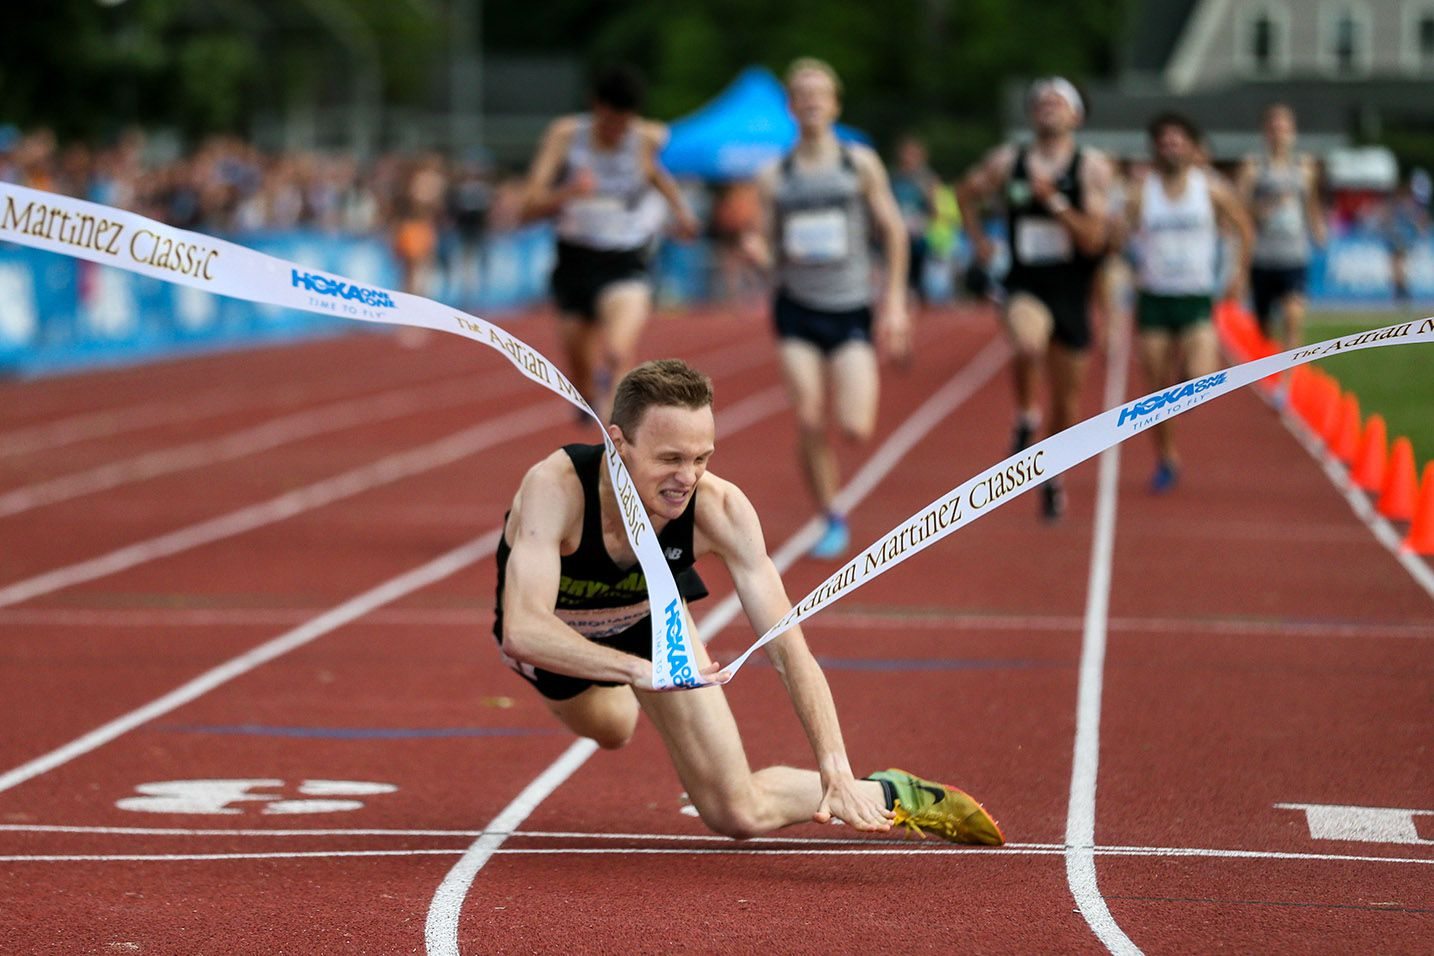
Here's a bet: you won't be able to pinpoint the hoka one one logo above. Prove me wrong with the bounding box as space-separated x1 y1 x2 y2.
663 599 696 686
290 269 395 309
1117 371 1227 427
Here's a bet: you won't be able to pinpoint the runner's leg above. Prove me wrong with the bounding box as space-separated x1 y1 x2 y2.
777 339 837 514
829 339 879 443
545 685 641 751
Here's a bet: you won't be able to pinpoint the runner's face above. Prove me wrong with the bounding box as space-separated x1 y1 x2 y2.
592 103 635 145
1263 109 1295 151
788 69 839 133
1029 88 1076 135
617 404 715 521
1153 125 1195 172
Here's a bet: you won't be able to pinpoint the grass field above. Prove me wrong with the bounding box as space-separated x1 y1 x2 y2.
1304 308 1434 468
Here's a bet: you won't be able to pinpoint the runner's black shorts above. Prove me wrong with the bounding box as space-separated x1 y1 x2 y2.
551 240 652 321
1005 271 1094 351
1250 265 1307 329
772 290 873 355
495 571 707 701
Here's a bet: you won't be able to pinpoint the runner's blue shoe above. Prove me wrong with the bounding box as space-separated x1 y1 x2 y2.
809 515 849 559
1150 459 1180 494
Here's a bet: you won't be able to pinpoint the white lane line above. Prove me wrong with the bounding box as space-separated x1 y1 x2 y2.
7 606 1430 640
1065 317 1140 955
0 380 790 796
0 402 561 610
424 335 1011 956
0 531 502 795
0 376 526 518
5 844 1432 865
1275 400 1434 602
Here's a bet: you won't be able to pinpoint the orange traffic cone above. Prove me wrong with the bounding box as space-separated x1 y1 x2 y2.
1403 463 1434 556
1333 395 1362 463
1290 366 1313 418
1350 415 1387 491
1302 371 1333 433
1318 381 1344 443
1378 437 1418 521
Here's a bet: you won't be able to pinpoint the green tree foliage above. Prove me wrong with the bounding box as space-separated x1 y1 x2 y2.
2 0 1128 170
488 0 1132 171
0 0 440 142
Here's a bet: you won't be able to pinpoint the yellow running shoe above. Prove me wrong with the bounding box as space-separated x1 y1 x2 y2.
867 768 1005 845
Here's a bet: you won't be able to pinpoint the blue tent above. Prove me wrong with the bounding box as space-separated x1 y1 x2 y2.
659 67 869 181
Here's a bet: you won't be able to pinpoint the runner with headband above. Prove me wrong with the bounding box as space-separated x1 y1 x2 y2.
521 64 700 421
956 76 1114 521
492 358 1003 845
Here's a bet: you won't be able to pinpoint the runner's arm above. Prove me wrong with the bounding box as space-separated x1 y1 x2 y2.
954 144 1015 263
1211 177 1256 300
1059 147 1112 257
520 118 587 223
855 146 910 356
641 124 700 239
500 459 651 685
1301 156 1328 246
737 164 778 272
698 479 864 793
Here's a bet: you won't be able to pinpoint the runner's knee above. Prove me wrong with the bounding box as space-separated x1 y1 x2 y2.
693 798 766 841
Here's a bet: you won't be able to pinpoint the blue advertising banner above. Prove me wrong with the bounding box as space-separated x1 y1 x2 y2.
2 225 1427 378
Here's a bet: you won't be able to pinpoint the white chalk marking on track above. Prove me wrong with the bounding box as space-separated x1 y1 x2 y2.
0 378 789 795
424 336 1011 956
0 531 502 796
0 402 560 610
0 376 527 518
1275 399 1434 603
5 606 1430 640
4 843 1431 866
1064 316 1140 955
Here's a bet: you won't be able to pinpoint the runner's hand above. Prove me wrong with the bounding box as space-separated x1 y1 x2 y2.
632 659 731 692
673 208 702 241
878 295 912 364
815 774 894 832
566 168 598 198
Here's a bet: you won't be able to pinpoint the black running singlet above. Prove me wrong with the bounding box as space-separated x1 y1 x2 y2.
493 444 707 643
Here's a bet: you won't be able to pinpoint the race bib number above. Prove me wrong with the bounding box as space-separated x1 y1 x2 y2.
1015 217 1073 265
1147 232 1194 277
556 602 651 639
783 209 849 263
566 196 628 238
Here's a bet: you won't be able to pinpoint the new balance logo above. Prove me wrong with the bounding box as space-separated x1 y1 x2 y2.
665 547 683 560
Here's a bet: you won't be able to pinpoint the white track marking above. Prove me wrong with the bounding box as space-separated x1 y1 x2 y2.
6 606 1429 640
1065 318 1140 954
1275 400 1434 602
0 402 559 610
0 376 525 518
0 378 789 794
4 844 1431 865
0 531 502 795
424 336 1010 956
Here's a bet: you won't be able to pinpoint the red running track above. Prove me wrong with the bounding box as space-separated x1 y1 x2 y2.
0 301 1430 955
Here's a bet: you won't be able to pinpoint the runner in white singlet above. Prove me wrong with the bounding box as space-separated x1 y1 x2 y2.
1126 112 1253 493
521 65 699 421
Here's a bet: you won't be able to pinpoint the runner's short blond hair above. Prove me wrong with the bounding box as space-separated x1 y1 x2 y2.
610 359 714 435
784 57 842 96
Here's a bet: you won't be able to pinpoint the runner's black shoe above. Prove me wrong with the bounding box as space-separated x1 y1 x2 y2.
1041 479 1065 523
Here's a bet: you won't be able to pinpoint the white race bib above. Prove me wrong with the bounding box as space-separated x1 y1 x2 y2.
566 196 627 239
1015 217 1073 265
783 209 849 263
556 602 652 640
